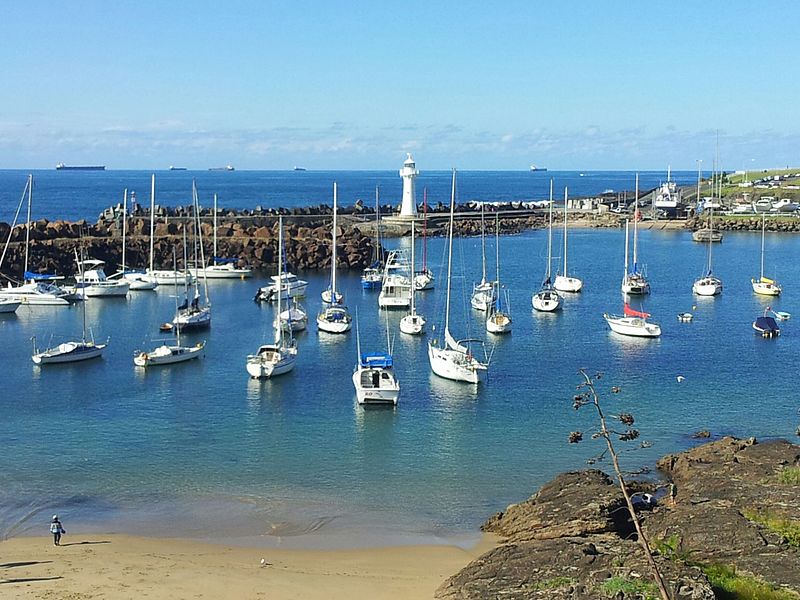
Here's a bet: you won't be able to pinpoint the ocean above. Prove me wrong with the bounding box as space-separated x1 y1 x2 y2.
0 169 796 549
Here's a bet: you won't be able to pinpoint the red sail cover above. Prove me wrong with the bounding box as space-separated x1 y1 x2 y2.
624 303 650 318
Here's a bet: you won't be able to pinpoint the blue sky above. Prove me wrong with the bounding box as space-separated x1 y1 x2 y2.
1 1 797 170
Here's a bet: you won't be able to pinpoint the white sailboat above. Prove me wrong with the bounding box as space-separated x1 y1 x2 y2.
751 214 781 296
110 189 158 290
279 297 308 332
361 186 383 290
0 175 78 306
604 303 662 338
247 216 298 378
353 315 400 405
134 252 205 367
621 174 650 295
486 212 512 334
553 186 583 293
470 203 496 311
399 221 426 335
321 185 345 305
692 206 723 296
414 188 435 291
190 193 253 279
317 182 352 334
172 182 212 331
428 170 489 384
532 180 562 312
144 175 195 286
32 246 108 364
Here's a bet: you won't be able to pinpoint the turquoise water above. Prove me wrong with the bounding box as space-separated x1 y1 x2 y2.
1 225 797 548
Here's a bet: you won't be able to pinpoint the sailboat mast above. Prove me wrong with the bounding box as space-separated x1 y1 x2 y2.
331 182 338 297
409 221 416 316
276 216 283 345
634 175 640 266
149 174 155 273
760 214 766 279
422 187 428 270
495 211 501 301
121 189 128 273
24 174 32 276
444 170 456 336
374 186 380 264
213 193 218 261
172 251 181 347
480 203 487 283
707 208 714 274
624 220 630 279
563 186 569 277
546 179 554 281
193 181 210 304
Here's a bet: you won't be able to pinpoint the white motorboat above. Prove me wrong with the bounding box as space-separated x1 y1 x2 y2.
553 186 583 293
109 189 158 291
279 298 308 332
361 186 384 290
247 216 298 378
0 175 78 306
378 249 412 308
74 258 130 297
692 207 723 296
353 319 399 405
317 182 352 334
486 213 511 334
0 298 21 313
532 181 562 312
399 221 426 335
751 214 781 296
256 272 308 303
604 304 661 338
470 203 496 311
190 194 253 279
428 170 489 384
621 175 650 295
753 310 780 338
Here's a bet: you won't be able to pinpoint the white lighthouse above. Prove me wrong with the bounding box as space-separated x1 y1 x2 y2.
398 153 419 218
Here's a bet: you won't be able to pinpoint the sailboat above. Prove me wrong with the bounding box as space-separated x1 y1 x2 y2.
532 180 562 312
134 252 206 367
399 221 426 335
353 314 400 405
276 224 308 332
144 175 195 286
692 206 723 296
361 186 383 290
414 188 435 291
751 214 781 296
32 246 108 364
621 174 650 295
317 182 352 334
172 182 212 331
604 303 662 338
428 170 489 384
110 189 158 290
191 193 253 279
553 186 583 293
321 184 344 305
0 175 78 306
470 203 496 311
247 216 298 378
486 212 512 334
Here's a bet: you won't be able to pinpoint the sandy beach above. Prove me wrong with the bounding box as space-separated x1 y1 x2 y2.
0 534 498 599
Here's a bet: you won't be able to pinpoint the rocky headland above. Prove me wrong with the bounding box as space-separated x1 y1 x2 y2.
437 436 800 599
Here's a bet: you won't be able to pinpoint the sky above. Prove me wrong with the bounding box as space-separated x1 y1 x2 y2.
1 1 798 171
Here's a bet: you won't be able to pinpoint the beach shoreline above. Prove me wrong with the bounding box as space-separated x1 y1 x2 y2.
0 532 499 599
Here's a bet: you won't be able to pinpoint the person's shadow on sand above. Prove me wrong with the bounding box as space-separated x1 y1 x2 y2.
59 540 111 547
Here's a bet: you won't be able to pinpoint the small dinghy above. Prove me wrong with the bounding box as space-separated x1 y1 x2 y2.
677 312 693 322
769 307 791 321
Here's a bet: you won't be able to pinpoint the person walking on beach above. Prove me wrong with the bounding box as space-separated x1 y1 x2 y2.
50 515 65 546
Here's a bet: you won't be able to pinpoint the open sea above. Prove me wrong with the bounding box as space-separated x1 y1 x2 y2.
1 169 797 549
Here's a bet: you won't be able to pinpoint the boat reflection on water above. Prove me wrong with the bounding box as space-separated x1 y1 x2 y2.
428 372 481 406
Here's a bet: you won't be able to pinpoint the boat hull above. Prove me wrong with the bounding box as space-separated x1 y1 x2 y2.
32 342 106 364
427 342 486 384
414 271 435 291
399 314 426 335
486 312 512 334
603 314 661 338
553 275 583 293
0 299 21 313
173 308 211 331
532 289 562 312
352 371 400 405
693 277 723 296
190 265 253 279
246 348 297 378
145 270 196 286
134 343 204 366
752 280 781 296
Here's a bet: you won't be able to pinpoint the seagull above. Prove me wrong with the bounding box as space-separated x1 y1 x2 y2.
676 375 685 383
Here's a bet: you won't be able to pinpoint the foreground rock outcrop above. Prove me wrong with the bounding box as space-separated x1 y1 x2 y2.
437 437 800 599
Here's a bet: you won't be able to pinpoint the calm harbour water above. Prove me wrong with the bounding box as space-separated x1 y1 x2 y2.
0 170 796 549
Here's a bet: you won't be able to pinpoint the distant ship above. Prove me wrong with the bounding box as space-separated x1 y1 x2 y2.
529 165 547 172
293 166 307 171
209 165 235 171
56 163 105 171
169 166 187 171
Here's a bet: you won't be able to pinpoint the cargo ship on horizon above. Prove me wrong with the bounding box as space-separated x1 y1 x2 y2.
56 163 105 171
